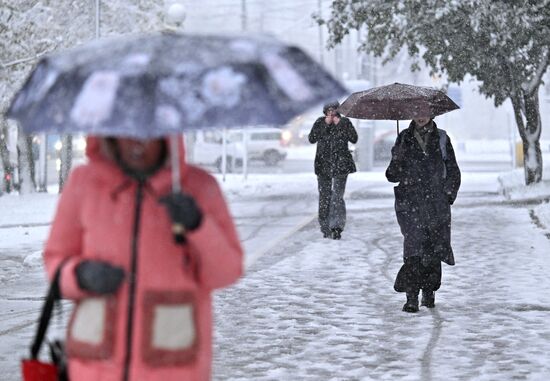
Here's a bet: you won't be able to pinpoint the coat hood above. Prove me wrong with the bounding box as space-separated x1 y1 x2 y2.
85 135 188 178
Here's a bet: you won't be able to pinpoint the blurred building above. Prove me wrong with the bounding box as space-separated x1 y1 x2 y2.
181 0 548 144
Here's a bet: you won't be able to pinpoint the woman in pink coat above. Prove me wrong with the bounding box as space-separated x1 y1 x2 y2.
43 136 243 381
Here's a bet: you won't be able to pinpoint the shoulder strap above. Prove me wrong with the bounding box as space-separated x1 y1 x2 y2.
438 129 447 160
30 263 65 359
438 129 448 179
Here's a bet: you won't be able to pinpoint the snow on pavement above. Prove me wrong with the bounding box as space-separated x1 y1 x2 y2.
213 190 550 380
1 170 550 380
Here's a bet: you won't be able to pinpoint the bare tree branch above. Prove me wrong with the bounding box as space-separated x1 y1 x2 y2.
0 48 51 69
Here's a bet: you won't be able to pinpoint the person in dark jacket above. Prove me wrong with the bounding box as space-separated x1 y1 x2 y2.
386 116 461 312
309 101 358 240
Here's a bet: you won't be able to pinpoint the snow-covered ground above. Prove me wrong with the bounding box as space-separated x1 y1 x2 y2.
1 160 550 380
211 168 550 381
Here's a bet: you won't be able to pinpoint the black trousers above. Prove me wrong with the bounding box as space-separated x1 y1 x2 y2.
317 175 348 234
394 256 442 293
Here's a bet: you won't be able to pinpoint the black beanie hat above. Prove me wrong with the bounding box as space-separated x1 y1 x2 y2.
323 100 340 115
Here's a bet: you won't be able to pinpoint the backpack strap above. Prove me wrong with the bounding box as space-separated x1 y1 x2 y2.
438 129 448 179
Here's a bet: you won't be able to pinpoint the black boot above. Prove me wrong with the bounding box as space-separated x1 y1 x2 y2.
402 291 419 313
421 290 435 308
331 228 342 240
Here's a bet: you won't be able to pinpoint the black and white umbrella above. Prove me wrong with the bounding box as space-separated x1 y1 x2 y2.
7 32 346 193
8 32 345 138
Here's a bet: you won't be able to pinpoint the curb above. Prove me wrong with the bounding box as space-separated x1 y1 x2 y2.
529 209 550 240
245 213 316 269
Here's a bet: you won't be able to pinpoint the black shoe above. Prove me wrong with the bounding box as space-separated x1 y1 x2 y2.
402 292 419 313
331 228 342 240
322 231 330 238
421 291 435 308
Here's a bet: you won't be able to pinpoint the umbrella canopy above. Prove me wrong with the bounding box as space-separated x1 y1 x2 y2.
337 82 459 120
7 32 346 138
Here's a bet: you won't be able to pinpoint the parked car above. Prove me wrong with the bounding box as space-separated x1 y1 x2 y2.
191 130 238 172
281 117 316 146
192 127 287 172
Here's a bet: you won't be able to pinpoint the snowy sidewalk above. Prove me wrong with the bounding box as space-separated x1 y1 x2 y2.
213 187 550 380
1 170 550 380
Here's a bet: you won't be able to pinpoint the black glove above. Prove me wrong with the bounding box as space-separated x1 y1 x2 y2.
159 192 203 244
75 260 125 295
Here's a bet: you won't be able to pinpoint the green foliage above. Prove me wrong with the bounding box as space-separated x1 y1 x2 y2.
321 0 550 106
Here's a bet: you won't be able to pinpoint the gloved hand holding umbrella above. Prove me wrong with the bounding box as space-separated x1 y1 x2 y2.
158 191 203 244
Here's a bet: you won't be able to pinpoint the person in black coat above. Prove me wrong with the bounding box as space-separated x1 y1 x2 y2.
309 101 358 240
386 116 461 312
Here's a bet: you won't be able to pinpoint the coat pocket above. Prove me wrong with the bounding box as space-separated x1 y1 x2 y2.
142 290 199 367
66 296 117 360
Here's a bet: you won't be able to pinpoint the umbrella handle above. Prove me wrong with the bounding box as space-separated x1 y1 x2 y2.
172 223 186 244
396 120 400 135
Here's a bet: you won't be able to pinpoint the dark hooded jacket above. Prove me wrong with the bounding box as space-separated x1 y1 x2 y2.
308 116 358 178
386 121 461 265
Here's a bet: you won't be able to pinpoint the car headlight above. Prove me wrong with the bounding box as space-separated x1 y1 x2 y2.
281 130 292 143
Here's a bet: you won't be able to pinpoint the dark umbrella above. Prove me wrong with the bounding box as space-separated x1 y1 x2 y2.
337 82 459 133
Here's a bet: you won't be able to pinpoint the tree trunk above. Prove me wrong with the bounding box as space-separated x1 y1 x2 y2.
0 118 17 193
26 135 36 187
58 134 73 192
0 121 14 193
510 91 543 185
522 91 543 185
16 129 36 194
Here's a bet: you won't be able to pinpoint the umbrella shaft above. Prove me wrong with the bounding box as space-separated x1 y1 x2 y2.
170 135 181 193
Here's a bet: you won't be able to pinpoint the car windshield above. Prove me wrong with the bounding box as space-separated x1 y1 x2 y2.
227 131 281 143
228 132 243 143
250 132 280 141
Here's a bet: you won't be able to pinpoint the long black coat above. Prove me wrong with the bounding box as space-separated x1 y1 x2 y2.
309 116 358 178
386 121 461 265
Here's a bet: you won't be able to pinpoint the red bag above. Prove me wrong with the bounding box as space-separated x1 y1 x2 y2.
21 264 68 381
21 359 58 381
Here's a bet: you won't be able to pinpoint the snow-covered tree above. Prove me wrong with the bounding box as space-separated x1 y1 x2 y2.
0 0 165 193
1 1 91 192
318 0 550 185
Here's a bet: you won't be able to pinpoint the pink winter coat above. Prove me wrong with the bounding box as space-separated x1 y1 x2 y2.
44 137 243 381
